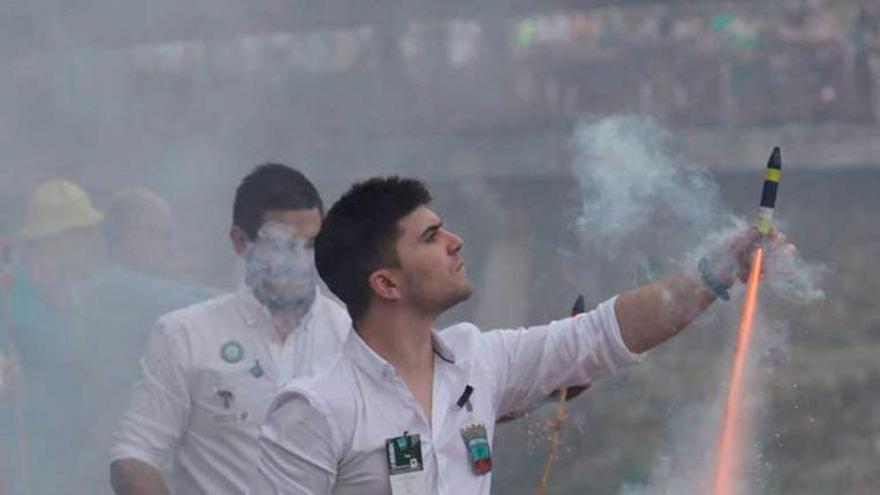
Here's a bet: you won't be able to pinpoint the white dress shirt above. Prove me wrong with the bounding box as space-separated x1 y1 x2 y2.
110 286 350 494
252 296 641 495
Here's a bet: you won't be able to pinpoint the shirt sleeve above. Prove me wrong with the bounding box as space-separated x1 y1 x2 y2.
485 296 643 418
250 391 338 495
109 315 192 470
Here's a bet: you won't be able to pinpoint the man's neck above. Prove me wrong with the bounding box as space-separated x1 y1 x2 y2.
270 305 311 342
357 307 435 374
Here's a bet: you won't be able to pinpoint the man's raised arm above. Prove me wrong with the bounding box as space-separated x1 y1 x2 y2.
486 227 788 417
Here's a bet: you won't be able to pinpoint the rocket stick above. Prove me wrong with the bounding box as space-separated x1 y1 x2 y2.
536 294 586 495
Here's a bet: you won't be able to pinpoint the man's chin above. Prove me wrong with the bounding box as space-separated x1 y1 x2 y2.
460 283 474 301
417 282 474 315
447 284 473 308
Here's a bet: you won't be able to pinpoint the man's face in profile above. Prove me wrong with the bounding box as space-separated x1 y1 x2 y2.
391 205 472 315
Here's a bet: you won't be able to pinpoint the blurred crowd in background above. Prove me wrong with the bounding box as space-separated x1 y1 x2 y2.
3 1 880 191
512 0 880 125
8 0 880 134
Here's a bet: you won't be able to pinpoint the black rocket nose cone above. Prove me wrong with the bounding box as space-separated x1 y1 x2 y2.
571 294 586 316
759 146 782 213
767 146 781 170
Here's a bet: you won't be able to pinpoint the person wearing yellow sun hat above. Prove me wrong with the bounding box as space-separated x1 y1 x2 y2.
0 178 104 495
18 179 105 240
17 180 108 309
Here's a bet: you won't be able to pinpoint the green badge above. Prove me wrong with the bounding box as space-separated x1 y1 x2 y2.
220 341 244 363
385 432 423 475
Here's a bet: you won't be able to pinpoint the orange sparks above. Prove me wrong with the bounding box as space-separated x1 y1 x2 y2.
711 247 764 495
536 387 569 495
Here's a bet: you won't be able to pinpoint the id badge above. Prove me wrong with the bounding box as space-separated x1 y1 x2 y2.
460 422 492 475
385 432 427 495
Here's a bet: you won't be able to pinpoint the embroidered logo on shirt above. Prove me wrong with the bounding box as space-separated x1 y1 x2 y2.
220 341 244 363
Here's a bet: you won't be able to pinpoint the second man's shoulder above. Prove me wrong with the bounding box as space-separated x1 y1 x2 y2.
154 292 239 336
313 291 352 325
312 291 353 347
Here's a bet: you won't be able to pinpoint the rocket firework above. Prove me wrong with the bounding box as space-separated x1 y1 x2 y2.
710 147 781 495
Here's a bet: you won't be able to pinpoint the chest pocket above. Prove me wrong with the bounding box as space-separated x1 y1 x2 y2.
191 366 274 430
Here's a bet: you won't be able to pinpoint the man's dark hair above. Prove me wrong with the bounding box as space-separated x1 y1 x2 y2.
233 163 323 239
316 176 431 322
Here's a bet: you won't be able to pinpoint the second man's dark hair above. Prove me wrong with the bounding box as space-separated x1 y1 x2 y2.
233 163 323 239
315 176 431 322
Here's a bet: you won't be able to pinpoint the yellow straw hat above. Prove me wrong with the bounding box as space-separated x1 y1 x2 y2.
18 179 104 239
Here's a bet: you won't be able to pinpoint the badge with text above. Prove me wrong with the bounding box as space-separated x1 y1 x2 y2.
385 432 426 495
460 422 492 475
220 341 244 363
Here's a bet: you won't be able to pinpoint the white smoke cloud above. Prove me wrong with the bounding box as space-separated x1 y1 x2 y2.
573 115 732 262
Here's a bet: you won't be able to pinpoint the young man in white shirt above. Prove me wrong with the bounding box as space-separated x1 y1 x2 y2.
253 177 787 495
110 164 350 495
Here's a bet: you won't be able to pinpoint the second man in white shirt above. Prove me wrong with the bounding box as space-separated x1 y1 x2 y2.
110 164 350 495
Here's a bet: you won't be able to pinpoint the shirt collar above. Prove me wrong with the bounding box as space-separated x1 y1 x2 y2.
432 331 456 364
235 283 318 335
344 327 458 380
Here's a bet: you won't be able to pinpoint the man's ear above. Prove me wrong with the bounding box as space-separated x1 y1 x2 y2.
230 226 250 256
368 268 402 302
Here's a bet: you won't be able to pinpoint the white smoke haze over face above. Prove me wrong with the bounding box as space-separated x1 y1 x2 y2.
569 116 825 495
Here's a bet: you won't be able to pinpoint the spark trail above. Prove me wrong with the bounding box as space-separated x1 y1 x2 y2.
710 246 763 495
